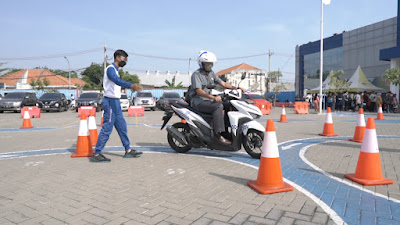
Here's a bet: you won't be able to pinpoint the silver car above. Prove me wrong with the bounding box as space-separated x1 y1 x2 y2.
120 94 130 111
133 92 156 111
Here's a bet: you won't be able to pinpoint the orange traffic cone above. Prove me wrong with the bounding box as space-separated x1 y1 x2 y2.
278 106 288 123
349 108 366 143
20 110 33 129
88 110 98 147
376 104 385 120
99 110 104 127
345 118 393 185
71 113 93 157
319 107 338 136
247 119 294 194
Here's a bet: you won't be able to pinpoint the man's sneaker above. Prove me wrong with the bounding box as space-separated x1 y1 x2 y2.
123 149 143 158
90 153 111 162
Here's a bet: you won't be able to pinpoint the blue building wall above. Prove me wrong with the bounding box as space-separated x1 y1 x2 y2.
298 34 343 96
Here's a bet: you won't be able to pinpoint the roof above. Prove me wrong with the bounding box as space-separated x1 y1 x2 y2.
216 63 261 76
0 69 86 88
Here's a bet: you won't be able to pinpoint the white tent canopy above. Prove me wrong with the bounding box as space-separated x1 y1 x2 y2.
308 65 385 93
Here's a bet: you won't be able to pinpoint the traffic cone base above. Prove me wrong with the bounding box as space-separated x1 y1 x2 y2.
345 118 394 186
20 111 33 129
376 105 385 120
278 106 288 123
71 113 93 158
71 136 93 157
248 157 294 194
319 123 338 136
279 114 288 123
348 126 366 143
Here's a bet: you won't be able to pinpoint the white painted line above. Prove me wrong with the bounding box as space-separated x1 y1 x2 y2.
298 141 400 204
281 143 301 151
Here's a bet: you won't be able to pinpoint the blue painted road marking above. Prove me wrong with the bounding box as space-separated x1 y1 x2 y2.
1 136 399 224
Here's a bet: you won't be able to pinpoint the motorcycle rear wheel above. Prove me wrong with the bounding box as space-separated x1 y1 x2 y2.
167 123 192 153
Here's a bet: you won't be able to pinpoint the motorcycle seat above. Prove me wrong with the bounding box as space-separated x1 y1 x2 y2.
173 102 214 120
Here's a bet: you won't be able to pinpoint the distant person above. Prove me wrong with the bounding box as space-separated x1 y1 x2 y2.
343 92 349 111
362 91 369 111
91 49 143 162
313 94 319 112
384 92 392 113
327 92 333 109
355 92 362 111
369 91 377 112
376 93 383 111
336 93 344 112
393 94 398 113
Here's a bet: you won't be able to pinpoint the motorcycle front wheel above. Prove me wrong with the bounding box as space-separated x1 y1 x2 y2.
167 123 192 153
242 129 264 159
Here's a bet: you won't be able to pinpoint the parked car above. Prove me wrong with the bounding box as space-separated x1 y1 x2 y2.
37 93 69 112
0 94 3 100
133 92 156 111
0 92 37 113
156 92 184 111
76 92 103 112
242 94 255 105
120 94 130 111
244 94 268 105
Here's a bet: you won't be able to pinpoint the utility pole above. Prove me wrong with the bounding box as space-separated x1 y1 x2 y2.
102 43 107 89
267 49 274 92
188 58 191 75
63 56 71 89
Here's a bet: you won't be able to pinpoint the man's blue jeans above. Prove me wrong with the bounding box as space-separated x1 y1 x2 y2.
95 97 130 153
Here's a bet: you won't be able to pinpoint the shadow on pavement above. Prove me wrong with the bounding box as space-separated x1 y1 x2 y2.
209 172 249 185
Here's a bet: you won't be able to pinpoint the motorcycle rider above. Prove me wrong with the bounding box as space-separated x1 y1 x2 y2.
188 50 246 146
69 94 75 109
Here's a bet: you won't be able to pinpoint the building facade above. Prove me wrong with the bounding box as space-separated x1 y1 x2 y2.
295 17 397 96
217 63 267 95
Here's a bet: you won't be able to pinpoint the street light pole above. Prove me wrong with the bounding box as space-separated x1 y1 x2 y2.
64 56 71 89
319 0 330 114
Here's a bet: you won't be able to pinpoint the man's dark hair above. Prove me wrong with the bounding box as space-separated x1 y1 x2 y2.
114 49 128 59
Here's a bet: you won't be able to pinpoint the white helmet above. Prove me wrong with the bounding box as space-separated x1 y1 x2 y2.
197 50 217 68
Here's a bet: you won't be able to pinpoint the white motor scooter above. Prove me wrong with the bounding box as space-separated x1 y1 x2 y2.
161 82 265 158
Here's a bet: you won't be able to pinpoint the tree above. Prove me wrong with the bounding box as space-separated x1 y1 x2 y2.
120 69 140 84
272 83 287 107
268 70 283 83
36 79 44 91
46 88 59 93
49 69 78 78
43 78 50 87
29 78 37 89
81 63 104 89
384 67 400 86
328 70 349 93
165 76 183 89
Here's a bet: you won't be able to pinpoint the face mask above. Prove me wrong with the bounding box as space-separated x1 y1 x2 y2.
203 63 213 72
119 61 127 67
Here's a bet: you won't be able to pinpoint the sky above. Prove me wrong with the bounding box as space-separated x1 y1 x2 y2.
0 0 397 82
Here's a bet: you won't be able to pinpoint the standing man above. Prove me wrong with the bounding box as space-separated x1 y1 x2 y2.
91 49 143 162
